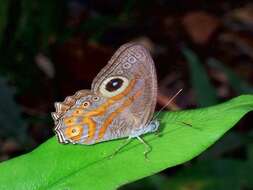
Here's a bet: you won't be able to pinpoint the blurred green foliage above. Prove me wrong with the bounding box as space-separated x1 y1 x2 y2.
0 0 9 44
0 0 65 92
208 58 253 94
182 47 218 107
0 77 26 143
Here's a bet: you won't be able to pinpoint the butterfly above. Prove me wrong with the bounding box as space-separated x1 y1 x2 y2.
52 42 160 156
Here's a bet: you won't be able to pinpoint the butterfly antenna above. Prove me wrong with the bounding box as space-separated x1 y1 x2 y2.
152 88 183 121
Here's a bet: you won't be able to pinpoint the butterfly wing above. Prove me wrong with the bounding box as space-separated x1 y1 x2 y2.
53 43 158 145
52 90 94 143
91 43 158 142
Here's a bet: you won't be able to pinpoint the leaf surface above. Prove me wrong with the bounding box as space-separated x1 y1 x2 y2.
0 95 252 190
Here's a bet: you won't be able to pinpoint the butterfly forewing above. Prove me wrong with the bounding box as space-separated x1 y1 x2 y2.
91 43 157 141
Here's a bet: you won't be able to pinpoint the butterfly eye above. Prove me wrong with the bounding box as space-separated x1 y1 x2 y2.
82 101 90 108
92 96 100 102
99 76 129 97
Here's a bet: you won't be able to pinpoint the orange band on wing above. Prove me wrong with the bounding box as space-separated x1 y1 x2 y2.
82 79 137 142
83 117 96 142
97 88 143 141
65 79 137 143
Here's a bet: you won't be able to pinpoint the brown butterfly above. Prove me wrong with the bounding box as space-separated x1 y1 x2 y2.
52 43 159 156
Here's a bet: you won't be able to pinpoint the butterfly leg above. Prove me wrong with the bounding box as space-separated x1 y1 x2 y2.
110 137 132 158
136 136 151 159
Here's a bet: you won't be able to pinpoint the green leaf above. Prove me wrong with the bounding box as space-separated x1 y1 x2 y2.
133 143 253 190
182 47 218 107
0 95 252 190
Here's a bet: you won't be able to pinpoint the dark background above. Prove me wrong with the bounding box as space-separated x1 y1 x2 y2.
0 0 253 189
